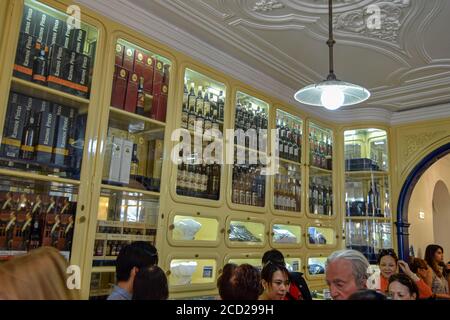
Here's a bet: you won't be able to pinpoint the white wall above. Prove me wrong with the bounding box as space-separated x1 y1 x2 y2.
408 155 450 259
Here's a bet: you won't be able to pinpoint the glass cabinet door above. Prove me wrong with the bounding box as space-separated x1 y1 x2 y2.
273 109 302 214
0 175 77 260
104 38 170 192
307 122 334 217
344 128 392 263
2 0 99 180
231 92 269 209
176 68 225 201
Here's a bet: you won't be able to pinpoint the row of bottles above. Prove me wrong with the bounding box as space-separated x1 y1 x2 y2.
176 162 221 200
276 115 302 162
234 100 268 140
181 83 224 132
274 173 301 212
93 240 127 257
231 165 266 207
309 178 333 216
309 128 333 170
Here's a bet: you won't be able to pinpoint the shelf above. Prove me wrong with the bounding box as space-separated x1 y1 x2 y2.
100 184 160 198
345 216 391 221
92 256 117 261
91 266 116 273
345 170 389 177
11 77 90 109
276 157 301 166
309 165 332 174
0 168 80 186
234 144 267 157
109 106 165 135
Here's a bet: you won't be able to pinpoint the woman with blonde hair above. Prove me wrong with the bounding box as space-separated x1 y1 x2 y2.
0 246 78 300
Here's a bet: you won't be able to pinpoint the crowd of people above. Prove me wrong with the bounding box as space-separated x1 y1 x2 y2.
106 242 449 301
0 241 448 300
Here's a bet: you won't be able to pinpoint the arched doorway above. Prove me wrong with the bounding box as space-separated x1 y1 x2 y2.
397 142 450 260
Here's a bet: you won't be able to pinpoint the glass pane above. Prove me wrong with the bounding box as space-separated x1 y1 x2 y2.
231 92 269 208
275 109 302 163
345 175 389 217
308 169 333 216
92 188 158 267
172 215 218 242
169 259 216 286
274 162 301 213
228 220 265 244
272 224 301 245
344 129 388 172
103 39 171 192
176 68 224 201
89 271 115 300
308 122 333 170
0 174 77 260
0 92 87 179
285 258 302 272
111 39 171 122
307 257 327 276
102 123 164 192
14 0 98 97
307 226 335 245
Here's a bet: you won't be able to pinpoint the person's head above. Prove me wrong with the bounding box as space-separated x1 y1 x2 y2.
408 257 431 280
388 273 419 300
425 244 445 276
425 244 444 265
377 248 398 280
115 241 158 289
325 249 370 300
231 264 261 300
217 263 237 299
0 246 79 299
132 266 168 300
262 249 285 266
348 289 387 300
260 262 290 300
218 263 261 300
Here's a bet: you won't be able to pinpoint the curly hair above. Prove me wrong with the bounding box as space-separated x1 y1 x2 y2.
218 263 261 300
231 264 261 300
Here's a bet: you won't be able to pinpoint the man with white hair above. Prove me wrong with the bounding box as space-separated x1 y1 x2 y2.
325 249 370 300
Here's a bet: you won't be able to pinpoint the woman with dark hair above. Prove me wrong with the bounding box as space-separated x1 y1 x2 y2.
262 249 312 300
388 273 419 300
217 263 261 300
367 248 398 293
424 244 450 299
259 262 290 300
132 266 168 300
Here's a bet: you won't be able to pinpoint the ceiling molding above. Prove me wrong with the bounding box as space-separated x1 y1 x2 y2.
77 0 450 125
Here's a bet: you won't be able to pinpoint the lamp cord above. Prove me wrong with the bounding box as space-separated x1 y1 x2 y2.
327 0 337 81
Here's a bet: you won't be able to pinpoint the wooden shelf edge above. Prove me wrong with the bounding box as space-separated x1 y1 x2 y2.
100 184 160 197
0 168 80 185
309 165 333 174
276 157 302 166
11 77 90 105
109 106 166 127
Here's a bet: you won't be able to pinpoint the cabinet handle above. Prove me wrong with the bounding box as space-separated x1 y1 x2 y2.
169 224 175 230
270 232 274 236
166 270 171 276
79 216 86 223
227 229 231 234
220 228 225 234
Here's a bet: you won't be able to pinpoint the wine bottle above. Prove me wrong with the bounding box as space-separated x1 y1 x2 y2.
136 77 145 115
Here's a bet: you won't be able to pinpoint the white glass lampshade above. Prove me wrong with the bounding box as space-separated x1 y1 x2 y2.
294 79 370 110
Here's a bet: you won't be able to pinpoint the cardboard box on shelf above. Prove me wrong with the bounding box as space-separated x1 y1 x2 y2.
119 139 133 184
111 66 128 109
124 72 139 114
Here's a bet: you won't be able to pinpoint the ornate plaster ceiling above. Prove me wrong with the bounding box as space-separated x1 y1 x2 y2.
78 0 450 119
